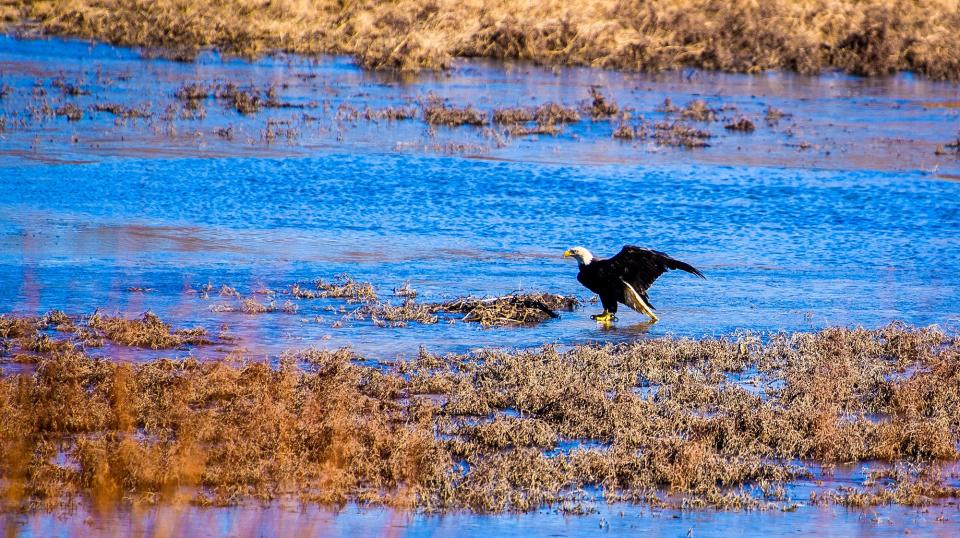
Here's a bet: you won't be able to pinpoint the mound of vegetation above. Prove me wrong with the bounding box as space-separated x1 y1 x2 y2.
434 293 580 326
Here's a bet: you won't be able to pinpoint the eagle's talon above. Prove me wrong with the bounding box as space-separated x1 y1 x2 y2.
591 311 616 322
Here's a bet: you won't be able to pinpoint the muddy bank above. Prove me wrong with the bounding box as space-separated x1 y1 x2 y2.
6 1 960 80
2 318 959 514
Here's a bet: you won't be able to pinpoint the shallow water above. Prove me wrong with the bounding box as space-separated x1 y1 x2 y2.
1 37 959 358
5 498 960 538
2 36 960 534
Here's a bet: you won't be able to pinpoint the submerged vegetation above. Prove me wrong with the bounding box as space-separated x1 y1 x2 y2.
7 1 960 80
1 320 959 513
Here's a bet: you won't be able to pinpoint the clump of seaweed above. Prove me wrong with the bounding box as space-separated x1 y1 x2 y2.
51 77 90 96
493 102 578 137
174 82 210 102
657 98 680 113
87 311 209 349
506 123 560 137
229 88 261 114
725 116 756 132
433 293 579 326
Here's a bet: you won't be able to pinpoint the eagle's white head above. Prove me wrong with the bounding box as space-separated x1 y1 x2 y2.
563 246 594 266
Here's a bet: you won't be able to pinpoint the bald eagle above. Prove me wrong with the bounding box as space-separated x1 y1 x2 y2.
563 246 704 322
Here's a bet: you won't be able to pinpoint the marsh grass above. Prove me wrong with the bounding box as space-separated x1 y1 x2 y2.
424 101 487 127
434 293 580 326
680 99 715 122
2 322 959 514
653 121 712 148
54 103 83 121
90 103 152 119
14 0 960 80
585 87 618 119
88 312 210 349
354 301 439 327
493 103 579 137
290 276 378 303
725 117 756 132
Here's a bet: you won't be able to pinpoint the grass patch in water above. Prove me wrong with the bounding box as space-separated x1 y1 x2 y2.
88 311 210 349
433 293 580 326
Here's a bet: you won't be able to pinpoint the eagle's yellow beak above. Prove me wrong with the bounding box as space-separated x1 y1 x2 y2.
562 249 573 258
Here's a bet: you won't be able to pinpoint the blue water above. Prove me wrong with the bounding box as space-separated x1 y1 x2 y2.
2 152 959 358
1 36 959 359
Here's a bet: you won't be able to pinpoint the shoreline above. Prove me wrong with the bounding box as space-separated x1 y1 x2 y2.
5 1 960 80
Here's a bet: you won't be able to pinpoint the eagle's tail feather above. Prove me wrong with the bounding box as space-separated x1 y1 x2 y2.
621 279 659 321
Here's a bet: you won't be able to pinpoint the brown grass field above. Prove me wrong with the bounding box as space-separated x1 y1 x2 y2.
2 311 959 513
4 0 960 79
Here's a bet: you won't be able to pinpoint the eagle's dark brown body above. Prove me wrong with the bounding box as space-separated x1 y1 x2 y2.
575 246 704 318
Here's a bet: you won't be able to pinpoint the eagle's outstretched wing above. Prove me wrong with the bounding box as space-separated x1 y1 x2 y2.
606 246 705 295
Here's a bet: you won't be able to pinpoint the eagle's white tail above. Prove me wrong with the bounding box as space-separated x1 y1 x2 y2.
621 279 659 321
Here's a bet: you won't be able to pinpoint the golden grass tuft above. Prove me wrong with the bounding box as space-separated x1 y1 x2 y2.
87 311 210 349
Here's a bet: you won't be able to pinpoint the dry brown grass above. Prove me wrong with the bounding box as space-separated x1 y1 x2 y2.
3 322 959 514
87 311 210 349
725 116 756 132
292 276 378 302
424 101 487 127
354 301 439 327
90 102 152 119
11 1 960 79
584 87 618 119
433 293 580 326
653 121 712 148
2 322 960 513
680 99 715 122
492 103 579 136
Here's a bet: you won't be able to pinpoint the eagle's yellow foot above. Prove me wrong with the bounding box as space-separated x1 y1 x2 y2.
591 311 616 322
